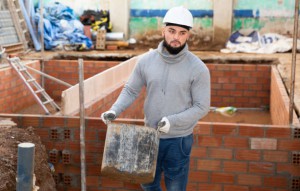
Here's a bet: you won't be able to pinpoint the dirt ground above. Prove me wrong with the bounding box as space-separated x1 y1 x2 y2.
0 118 56 191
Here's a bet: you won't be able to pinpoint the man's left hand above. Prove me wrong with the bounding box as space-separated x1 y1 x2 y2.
157 117 170 133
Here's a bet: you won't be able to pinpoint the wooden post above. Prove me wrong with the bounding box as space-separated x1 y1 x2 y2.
289 0 299 124
78 59 86 191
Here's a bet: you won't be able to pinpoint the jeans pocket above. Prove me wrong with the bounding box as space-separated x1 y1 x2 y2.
180 134 193 157
164 163 186 180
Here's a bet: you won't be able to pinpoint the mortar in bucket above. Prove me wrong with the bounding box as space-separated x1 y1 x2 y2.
101 122 160 184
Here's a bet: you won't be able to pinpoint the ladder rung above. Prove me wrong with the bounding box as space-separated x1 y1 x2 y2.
19 68 26 71
27 79 35 83
43 99 53 105
35 89 44 94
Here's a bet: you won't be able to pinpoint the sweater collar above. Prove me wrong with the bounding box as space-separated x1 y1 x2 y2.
156 41 188 64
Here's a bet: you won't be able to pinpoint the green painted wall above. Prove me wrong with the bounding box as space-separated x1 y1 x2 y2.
235 0 294 10
129 0 213 40
130 0 212 9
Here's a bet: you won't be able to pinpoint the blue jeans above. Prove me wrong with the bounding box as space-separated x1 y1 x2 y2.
141 134 193 191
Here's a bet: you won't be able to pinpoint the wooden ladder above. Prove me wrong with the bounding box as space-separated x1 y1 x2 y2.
8 57 60 115
6 0 29 51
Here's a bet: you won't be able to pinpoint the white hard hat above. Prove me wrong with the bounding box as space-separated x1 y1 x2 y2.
163 6 193 28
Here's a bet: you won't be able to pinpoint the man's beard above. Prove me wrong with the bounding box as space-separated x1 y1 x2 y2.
163 39 186 55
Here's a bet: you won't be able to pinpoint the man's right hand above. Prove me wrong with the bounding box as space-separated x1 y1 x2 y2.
101 110 116 124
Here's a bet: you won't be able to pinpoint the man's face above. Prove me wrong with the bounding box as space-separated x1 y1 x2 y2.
162 25 190 54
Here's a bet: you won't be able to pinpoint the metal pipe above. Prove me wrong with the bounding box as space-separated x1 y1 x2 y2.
78 59 86 191
289 0 299 124
25 65 72 87
105 32 125 41
16 142 35 191
39 0 45 88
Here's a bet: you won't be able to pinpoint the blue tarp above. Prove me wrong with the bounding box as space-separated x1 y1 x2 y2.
34 2 92 50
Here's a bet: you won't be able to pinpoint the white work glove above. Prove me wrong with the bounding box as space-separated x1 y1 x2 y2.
101 110 116 124
157 117 170 133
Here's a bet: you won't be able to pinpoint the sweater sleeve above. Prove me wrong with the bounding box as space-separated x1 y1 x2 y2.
110 59 145 117
167 65 211 128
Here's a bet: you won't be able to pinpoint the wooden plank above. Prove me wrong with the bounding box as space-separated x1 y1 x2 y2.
6 0 28 50
0 118 16 128
61 56 139 116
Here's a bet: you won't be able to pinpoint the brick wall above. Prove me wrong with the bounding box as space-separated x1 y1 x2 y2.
208 63 270 108
270 66 299 125
44 60 121 101
0 113 299 191
0 60 41 113
77 63 271 118
2 59 300 190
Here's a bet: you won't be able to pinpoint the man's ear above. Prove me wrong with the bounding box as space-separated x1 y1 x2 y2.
161 27 166 36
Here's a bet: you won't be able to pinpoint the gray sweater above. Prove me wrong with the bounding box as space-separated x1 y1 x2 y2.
111 41 211 138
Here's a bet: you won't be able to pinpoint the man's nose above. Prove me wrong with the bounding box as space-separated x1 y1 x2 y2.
173 33 180 40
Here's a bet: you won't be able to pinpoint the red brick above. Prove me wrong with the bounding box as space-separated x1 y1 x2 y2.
86 142 104 153
218 77 230 83
236 97 250 103
257 65 270 72
238 174 262 186
249 187 273 191
73 129 97 141
249 162 274 174
189 171 209 182
198 136 223 147
211 172 235 184
22 116 41 127
263 176 288 187
238 71 251 77
212 124 238 135
263 151 289 162
265 126 291 138
212 70 225 77
277 163 300 176
209 148 233 159
197 159 221 171
223 161 248 173
42 116 65 127
224 137 249 148
86 176 99 186
243 65 257 71
216 64 231 71
278 140 300 151
186 183 199 191
191 147 207 158
123 182 141 190
236 150 261 161
224 185 249 191
244 77 257 84
194 123 211 135
87 165 101 176
239 125 265 137
199 183 222 191
230 90 244 96
65 118 80 128
100 177 124 188
34 128 49 139
223 84 236 90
